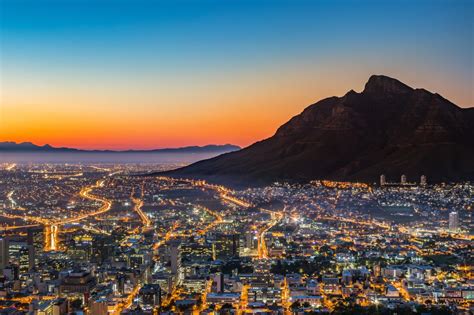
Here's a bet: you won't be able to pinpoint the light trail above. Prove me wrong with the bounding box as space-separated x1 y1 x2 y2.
89 165 111 172
0 224 40 231
57 179 112 225
0 212 50 225
5 163 16 171
82 224 111 235
112 283 141 315
197 206 223 235
48 224 58 251
44 172 83 179
257 209 284 259
44 178 112 251
131 183 151 229
7 191 17 208
220 193 252 208
153 222 180 251
6 190 26 211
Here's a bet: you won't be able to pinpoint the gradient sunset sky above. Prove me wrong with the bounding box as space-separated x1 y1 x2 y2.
1 0 472 150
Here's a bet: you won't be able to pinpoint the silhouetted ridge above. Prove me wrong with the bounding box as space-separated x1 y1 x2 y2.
158 75 474 187
363 75 413 95
0 142 240 153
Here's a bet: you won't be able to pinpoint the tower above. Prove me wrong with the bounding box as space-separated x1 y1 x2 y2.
401 174 407 185
448 211 459 232
170 241 181 275
380 174 386 186
0 237 9 272
420 175 427 187
214 272 224 293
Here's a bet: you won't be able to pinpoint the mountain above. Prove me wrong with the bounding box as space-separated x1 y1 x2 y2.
0 142 240 154
159 75 474 186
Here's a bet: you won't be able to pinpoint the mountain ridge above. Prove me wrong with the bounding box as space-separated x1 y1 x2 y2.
157 75 474 186
0 142 241 154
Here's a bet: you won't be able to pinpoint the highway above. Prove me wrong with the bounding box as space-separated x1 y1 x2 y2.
131 183 152 229
43 178 113 251
257 209 284 259
58 179 112 225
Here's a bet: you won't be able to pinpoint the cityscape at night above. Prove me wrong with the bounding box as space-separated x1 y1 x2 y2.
0 0 473 314
0 163 472 314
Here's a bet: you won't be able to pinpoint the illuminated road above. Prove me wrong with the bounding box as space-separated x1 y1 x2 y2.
257 210 284 259
131 183 151 229
157 176 284 259
45 224 59 251
7 191 16 208
5 163 16 171
44 178 112 251
112 283 141 315
57 179 112 225
6 190 26 211
153 222 179 251
197 205 223 235
0 211 50 226
0 224 40 231
221 193 252 208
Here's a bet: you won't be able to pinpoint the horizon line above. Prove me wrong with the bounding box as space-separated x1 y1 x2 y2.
0 140 241 152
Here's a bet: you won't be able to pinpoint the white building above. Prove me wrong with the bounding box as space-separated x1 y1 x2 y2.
448 211 459 232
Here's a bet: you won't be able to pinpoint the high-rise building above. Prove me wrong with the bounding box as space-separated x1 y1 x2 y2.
27 227 44 268
0 237 9 272
380 174 386 186
89 297 108 315
401 174 407 185
420 175 427 187
212 233 240 261
36 298 68 315
214 272 224 293
170 241 181 275
91 235 116 264
139 284 161 311
18 245 34 273
449 211 459 232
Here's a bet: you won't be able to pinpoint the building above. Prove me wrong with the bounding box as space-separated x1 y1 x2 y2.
27 227 44 267
211 233 240 260
35 298 68 315
59 270 96 302
449 211 459 232
0 237 9 271
380 174 386 186
88 297 109 315
170 241 181 275
206 292 241 305
18 245 34 273
420 175 427 186
138 284 161 311
214 272 224 293
401 174 407 185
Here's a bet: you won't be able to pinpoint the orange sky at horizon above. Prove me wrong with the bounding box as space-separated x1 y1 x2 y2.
1 63 472 150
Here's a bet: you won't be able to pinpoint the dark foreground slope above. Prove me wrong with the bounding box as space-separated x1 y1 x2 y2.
159 75 474 186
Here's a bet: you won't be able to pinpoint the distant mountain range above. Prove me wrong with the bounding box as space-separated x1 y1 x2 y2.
0 142 240 154
159 75 474 186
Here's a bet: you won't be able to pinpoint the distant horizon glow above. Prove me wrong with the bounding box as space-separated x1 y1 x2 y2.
1 0 473 150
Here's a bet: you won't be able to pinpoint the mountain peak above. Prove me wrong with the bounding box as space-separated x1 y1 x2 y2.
363 75 413 95
161 75 474 186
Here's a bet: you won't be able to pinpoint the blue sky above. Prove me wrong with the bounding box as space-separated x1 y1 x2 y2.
0 0 473 148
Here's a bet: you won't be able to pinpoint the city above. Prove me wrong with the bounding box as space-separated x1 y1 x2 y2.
0 163 472 314
1 0 473 314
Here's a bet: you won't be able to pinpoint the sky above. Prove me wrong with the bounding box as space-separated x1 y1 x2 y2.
0 0 473 150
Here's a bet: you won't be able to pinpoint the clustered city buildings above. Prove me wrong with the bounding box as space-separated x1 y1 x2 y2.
0 163 472 315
